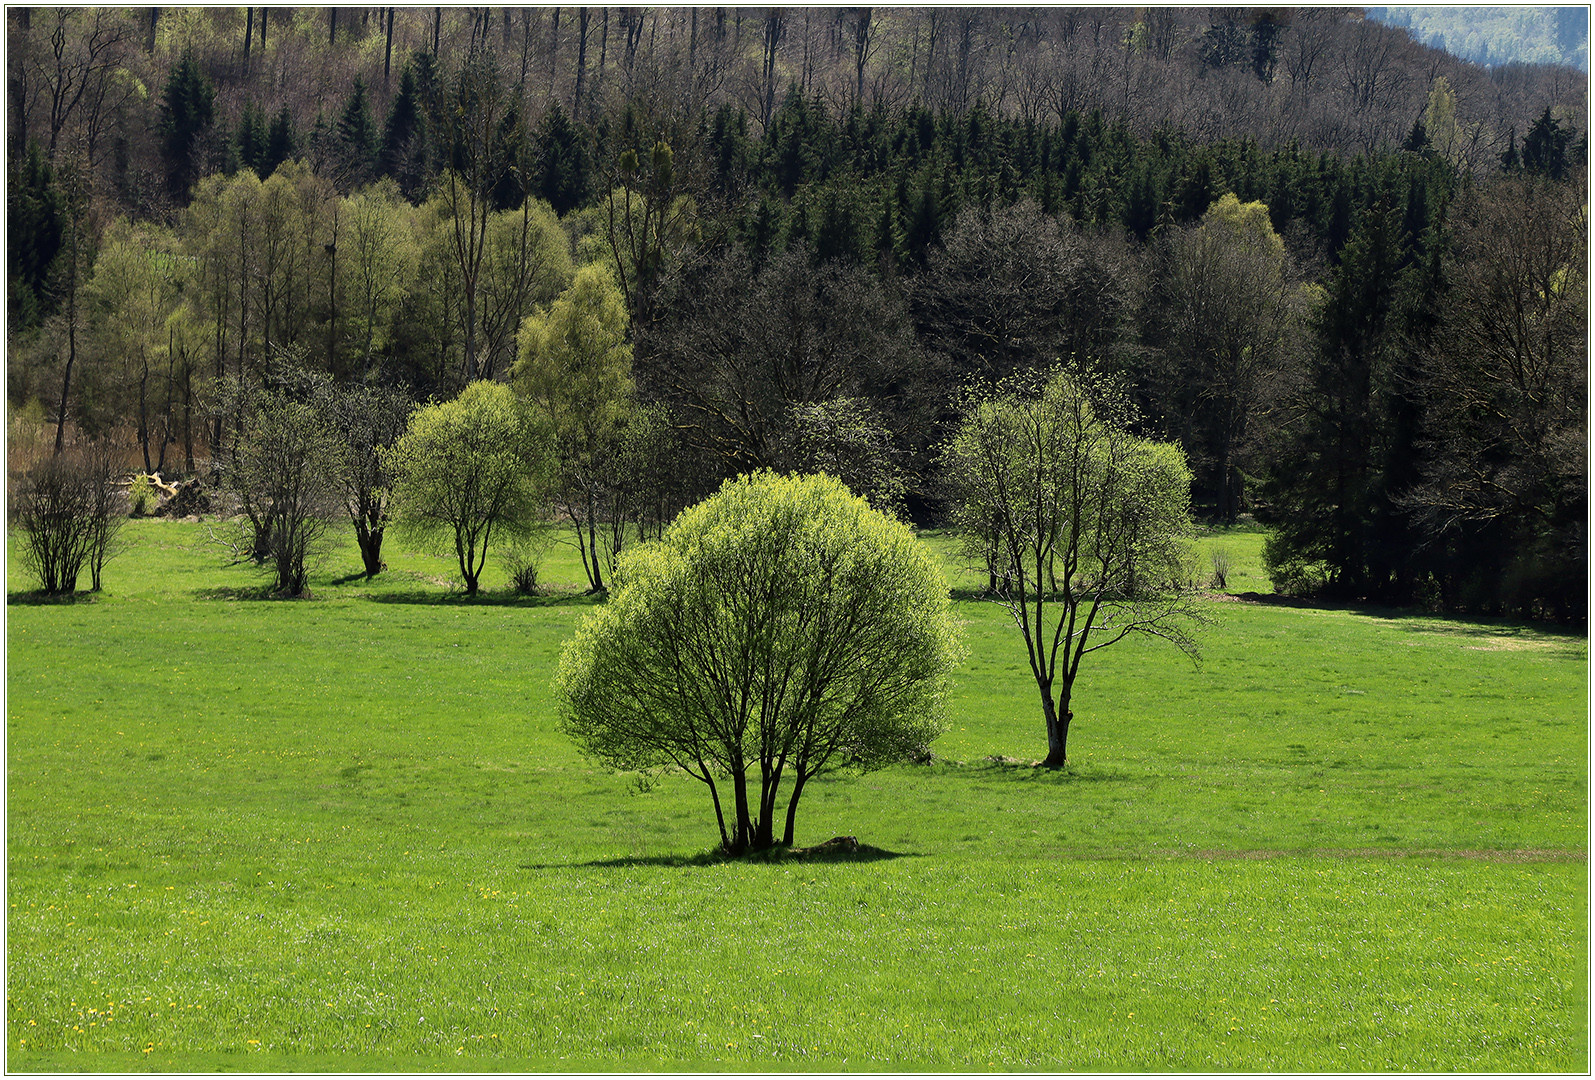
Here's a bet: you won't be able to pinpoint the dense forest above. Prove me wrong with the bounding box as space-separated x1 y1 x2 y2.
6 7 1588 620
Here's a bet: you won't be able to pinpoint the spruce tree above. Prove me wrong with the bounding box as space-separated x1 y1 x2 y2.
337 76 378 187
158 52 216 199
7 142 64 330
1522 106 1572 180
379 63 429 199
236 100 269 178
263 105 297 176
532 102 592 216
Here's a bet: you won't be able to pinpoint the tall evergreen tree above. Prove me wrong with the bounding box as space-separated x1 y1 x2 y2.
158 52 217 199
7 141 65 330
379 63 429 199
263 104 298 177
1521 106 1572 180
1262 197 1423 599
531 102 592 215
236 100 269 178
337 76 379 188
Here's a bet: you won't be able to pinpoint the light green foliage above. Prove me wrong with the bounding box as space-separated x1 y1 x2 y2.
944 367 1201 765
339 179 418 374
413 181 573 383
1201 192 1286 263
127 475 156 517
515 263 637 591
515 263 633 434
1423 76 1462 162
558 472 961 853
221 376 343 597
385 381 552 596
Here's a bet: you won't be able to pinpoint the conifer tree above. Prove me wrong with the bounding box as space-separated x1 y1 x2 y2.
336 76 379 187
158 52 216 198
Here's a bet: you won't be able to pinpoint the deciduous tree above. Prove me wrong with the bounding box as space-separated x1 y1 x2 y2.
558 471 959 854
385 380 552 596
942 367 1203 767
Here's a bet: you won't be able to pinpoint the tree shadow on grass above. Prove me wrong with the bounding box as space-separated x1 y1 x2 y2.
185 582 600 607
520 843 919 872
6 589 99 605
919 756 1133 784
191 584 304 601
358 588 600 608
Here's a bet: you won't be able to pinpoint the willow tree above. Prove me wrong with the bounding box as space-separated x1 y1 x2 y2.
385 380 552 595
942 367 1205 767
558 472 961 855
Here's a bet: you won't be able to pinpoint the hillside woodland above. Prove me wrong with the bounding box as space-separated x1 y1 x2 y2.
1369 6 1589 73
6 6 1588 620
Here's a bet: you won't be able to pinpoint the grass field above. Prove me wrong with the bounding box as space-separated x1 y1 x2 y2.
6 518 1587 1071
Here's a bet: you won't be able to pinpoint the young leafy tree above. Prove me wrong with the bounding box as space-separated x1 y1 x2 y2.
219 369 343 596
81 217 182 472
325 381 413 579
514 262 634 591
385 380 552 596
339 179 418 380
558 471 960 855
942 367 1204 767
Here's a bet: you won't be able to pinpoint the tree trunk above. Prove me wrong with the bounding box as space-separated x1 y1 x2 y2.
459 544 479 595
138 351 152 472
1040 691 1071 767
383 7 394 85
359 530 384 576
54 207 79 457
728 766 754 855
574 8 589 118
781 771 810 845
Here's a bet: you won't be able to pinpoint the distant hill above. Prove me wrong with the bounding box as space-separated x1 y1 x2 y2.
1367 6 1589 72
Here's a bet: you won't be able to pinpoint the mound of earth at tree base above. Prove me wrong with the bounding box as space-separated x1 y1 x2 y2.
783 836 862 860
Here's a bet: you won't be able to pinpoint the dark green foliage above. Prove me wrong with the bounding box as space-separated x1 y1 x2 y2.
1261 183 1448 604
235 100 270 178
264 105 298 176
531 103 591 215
1521 107 1573 180
336 77 379 187
380 62 429 198
7 141 64 331
158 52 216 198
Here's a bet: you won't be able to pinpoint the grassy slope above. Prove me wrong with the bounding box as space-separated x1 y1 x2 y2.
6 520 1587 1071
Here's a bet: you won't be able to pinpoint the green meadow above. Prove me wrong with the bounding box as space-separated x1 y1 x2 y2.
6 520 1587 1071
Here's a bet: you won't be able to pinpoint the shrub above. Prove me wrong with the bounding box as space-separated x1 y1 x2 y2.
1210 546 1232 589
14 443 128 594
128 474 156 517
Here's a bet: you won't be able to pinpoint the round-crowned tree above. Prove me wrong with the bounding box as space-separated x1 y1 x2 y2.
557 471 962 855
385 380 552 596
